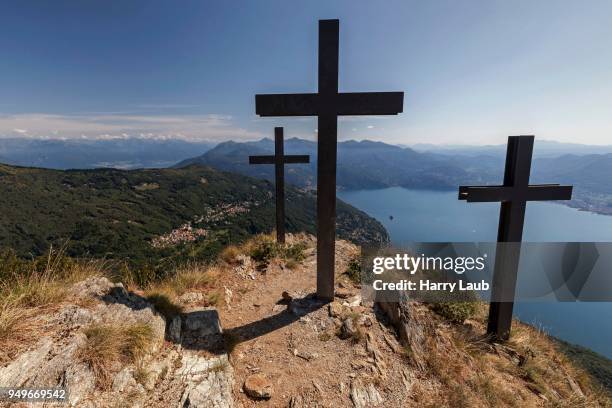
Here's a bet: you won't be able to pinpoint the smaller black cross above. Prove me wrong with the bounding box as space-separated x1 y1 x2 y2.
459 135 572 341
249 127 309 244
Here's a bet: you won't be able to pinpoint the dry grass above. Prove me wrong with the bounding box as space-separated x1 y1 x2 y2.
0 298 41 364
143 263 221 317
402 304 612 407
0 248 107 363
133 365 150 386
78 323 155 389
144 264 218 297
1 248 106 309
208 359 229 373
219 245 241 265
206 291 221 306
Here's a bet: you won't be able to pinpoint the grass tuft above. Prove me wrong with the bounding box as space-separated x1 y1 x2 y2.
431 302 478 324
78 323 155 389
219 245 241 265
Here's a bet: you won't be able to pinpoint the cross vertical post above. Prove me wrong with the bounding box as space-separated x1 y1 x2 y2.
255 19 404 300
249 127 310 244
459 135 573 340
316 20 340 300
274 127 286 244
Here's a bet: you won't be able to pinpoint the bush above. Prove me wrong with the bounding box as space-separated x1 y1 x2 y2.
220 245 241 265
283 242 307 263
248 235 279 265
345 258 362 283
431 302 478 324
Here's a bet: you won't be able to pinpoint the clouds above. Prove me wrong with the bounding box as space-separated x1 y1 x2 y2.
0 113 264 141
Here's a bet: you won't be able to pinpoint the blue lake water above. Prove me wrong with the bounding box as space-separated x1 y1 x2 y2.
338 187 612 358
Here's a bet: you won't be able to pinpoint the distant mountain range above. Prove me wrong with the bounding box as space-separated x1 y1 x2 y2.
176 138 612 215
0 138 215 169
3 136 612 215
411 140 612 158
175 138 498 190
0 163 388 272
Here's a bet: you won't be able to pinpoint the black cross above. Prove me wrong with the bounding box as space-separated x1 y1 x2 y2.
249 127 309 244
459 135 572 341
255 19 404 300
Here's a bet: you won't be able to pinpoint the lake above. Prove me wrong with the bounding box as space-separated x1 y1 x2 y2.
338 187 612 358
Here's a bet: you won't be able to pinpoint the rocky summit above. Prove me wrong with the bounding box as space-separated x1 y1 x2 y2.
0 233 610 407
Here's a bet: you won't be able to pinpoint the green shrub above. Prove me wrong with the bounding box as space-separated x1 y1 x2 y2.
344 258 361 283
248 236 279 265
283 242 307 263
432 302 477 324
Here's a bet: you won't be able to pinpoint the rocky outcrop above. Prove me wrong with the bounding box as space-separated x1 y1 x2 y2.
376 292 427 371
177 308 234 408
349 379 383 408
0 277 234 408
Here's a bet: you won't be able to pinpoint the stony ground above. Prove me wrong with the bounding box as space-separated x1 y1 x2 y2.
216 235 413 407
1 233 609 407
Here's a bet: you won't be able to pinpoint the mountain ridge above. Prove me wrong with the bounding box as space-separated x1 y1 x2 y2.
176 138 612 215
0 162 388 274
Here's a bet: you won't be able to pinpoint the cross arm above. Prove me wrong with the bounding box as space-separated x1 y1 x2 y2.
283 155 310 164
459 184 573 202
337 92 404 115
458 185 512 202
525 184 573 201
249 155 275 164
255 93 319 116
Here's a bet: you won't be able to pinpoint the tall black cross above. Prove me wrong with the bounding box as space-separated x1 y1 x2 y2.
255 19 404 300
459 135 572 340
249 127 309 244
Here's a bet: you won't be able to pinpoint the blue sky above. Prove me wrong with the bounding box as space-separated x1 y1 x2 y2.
1 0 611 145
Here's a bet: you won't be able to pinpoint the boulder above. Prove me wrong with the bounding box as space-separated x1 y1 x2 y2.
340 318 358 340
243 374 273 400
177 354 234 408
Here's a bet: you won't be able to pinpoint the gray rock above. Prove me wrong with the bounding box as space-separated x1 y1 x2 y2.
342 295 362 308
178 354 234 407
112 367 136 393
340 318 358 340
63 362 96 406
184 309 222 337
376 292 427 371
350 379 383 408
179 292 205 304
168 315 182 343
1 277 235 408
0 338 53 387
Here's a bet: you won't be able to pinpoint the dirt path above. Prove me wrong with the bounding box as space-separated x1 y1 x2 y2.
216 235 412 407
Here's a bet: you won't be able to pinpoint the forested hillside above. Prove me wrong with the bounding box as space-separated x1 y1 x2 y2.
0 163 388 274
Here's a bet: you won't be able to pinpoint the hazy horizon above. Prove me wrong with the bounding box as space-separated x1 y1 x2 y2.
2 134 612 149
2 0 612 145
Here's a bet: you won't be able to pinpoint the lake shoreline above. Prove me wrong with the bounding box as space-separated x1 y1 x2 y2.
338 187 612 360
